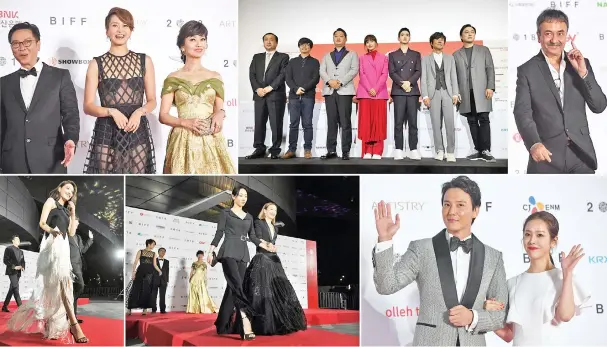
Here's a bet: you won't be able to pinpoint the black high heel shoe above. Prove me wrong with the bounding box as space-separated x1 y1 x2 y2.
240 316 256 340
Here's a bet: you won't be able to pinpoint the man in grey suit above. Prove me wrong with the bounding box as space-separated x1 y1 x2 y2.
0 22 79 173
421 32 459 163
319 28 359 160
373 176 507 346
514 9 607 173
454 24 496 163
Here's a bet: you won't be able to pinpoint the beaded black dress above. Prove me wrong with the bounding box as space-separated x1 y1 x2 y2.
83 51 156 174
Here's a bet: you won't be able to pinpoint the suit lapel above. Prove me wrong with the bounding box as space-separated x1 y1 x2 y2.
28 63 52 114
330 51 337 66
564 56 577 110
460 234 485 309
471 45 478 67
432 230 459 309
428 56 436 77
536 51 563 112
265 52 278 73
10 73 27 113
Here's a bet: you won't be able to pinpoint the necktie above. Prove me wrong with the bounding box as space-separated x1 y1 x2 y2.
19 67 37 78
449 237 473 254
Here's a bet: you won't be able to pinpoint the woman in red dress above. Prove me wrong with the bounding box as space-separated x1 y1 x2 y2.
356 35 389 159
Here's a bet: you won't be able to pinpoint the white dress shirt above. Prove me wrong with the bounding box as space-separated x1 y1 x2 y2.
541 50 566 107
20 59 44 110
433 52 443 68
265 50 275 72
375 230 479 331
158 258 164 269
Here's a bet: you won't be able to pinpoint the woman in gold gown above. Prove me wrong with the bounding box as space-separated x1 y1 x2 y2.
187 251 217 314
159 20 235 174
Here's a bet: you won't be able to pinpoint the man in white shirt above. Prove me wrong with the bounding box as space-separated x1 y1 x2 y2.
513 9 606 173
152 247 169 314
372 176 507 346
420 32 460 163
0 22 80 173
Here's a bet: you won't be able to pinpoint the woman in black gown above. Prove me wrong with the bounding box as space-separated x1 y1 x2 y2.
126 239 162 315
243 202 307 335
82 7 156 173
206 186 257 340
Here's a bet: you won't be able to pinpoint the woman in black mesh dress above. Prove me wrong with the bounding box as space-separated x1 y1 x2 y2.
83 7 156 174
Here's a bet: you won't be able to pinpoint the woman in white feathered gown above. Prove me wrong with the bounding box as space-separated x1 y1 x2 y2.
7 180 89 343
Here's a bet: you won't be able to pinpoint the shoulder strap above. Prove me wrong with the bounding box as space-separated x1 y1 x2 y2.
139 53 146 76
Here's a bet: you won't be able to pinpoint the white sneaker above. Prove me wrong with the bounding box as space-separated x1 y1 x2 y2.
409 150 421 160
393 149 404 160
435 150 444 161
446 153 456 162
363 153 372 159
372 154 382 159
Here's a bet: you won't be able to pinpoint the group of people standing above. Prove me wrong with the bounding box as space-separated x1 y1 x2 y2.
1 7 234 175
126 186 307 339
3 181 93 343
246 25 497 163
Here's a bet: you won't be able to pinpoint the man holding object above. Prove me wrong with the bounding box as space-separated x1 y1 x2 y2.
514 9 607 173
372 176 507 346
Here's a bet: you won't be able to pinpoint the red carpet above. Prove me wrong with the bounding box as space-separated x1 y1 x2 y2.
0 299 123 346
126 309 359 346
6 298 90 309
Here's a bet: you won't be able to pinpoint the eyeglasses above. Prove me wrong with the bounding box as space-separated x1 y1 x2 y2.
10 39 36 50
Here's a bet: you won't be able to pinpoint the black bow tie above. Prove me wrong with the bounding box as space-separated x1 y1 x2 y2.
19 67 37 78
449 237 473 254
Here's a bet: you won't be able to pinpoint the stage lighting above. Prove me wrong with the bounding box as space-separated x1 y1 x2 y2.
115 249 124 259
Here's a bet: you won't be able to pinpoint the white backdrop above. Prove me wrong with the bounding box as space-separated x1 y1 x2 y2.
0 0 238 173
239 0 508 159
360 175 607 346
0 245 38 306
508 0 607 174
124 207 309 312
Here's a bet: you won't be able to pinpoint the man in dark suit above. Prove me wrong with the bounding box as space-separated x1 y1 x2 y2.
514 9 607 173
0 22 79 174
68 220 93 323
246 33 290 160
2 235 25 312
152 247 169 313
388 28 422 161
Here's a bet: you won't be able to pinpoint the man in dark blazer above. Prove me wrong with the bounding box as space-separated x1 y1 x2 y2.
68 220 93 323
152 247 169 313
0 22 80 173
246 33 290 159
2 235 25 312
388 28 422 161
514 9 607 173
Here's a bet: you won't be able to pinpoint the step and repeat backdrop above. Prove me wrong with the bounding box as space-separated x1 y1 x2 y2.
239 0 508 159
0 246 39 305
360 174 607 346
509 0 607 174
125 207 317 311
0 0 238 173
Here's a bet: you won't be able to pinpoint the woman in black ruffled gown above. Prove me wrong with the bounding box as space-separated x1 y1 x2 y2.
243 202 307 335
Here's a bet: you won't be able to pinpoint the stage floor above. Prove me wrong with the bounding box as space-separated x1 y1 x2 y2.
0 299 124 346
126 309 360 346
238 157 507 174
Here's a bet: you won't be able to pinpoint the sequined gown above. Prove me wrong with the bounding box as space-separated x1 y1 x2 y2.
186 261 217 313
161 77 235 174
7 201 74 342
83 51 156 174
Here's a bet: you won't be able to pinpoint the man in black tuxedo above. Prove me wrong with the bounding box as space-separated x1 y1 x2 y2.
152 247 169 313
2 235 25 312
68 220 93 323
0 22 80 173
246 33 290 159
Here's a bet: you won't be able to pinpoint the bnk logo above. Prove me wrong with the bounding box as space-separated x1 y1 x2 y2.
523 196 560 213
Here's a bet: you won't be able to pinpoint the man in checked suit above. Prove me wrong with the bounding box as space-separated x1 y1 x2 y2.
246 33 290 160
373 176 507 346
514 9 607 173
